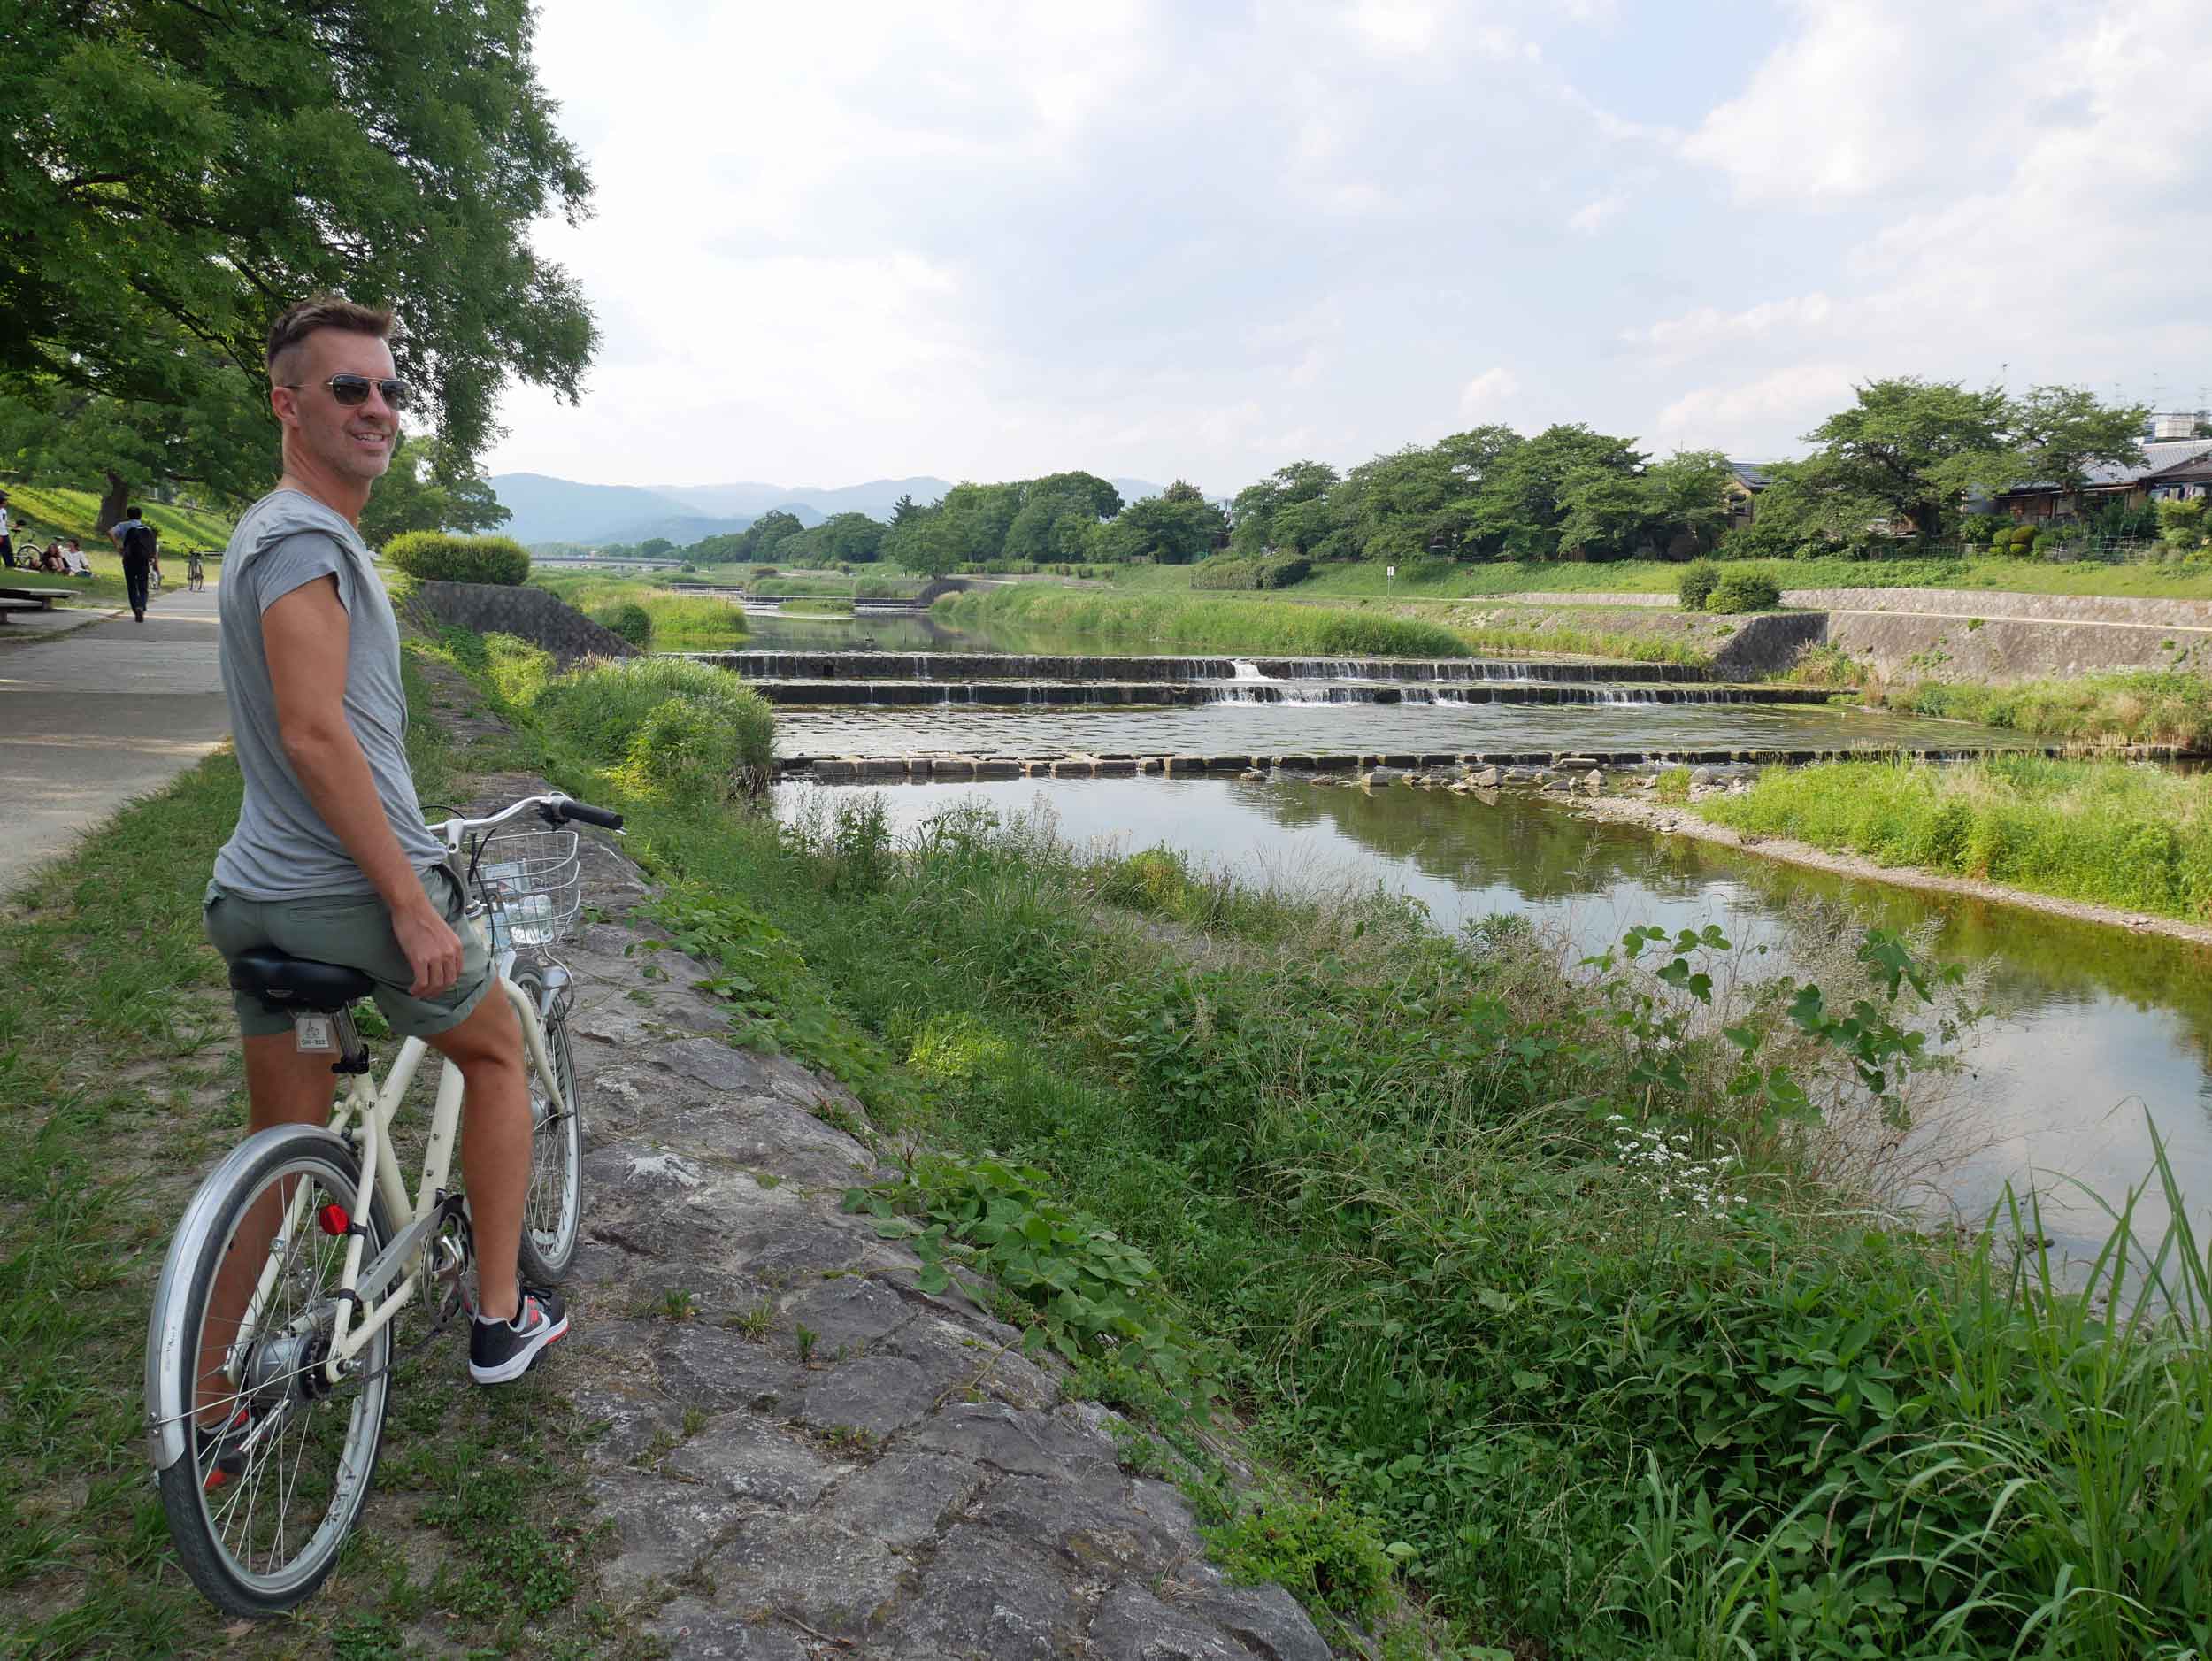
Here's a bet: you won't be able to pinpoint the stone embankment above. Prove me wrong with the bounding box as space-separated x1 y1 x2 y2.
1454 588 2212 683
517 781 1337 1659
405 580 639 664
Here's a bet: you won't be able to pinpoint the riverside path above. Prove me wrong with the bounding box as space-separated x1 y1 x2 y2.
0 582 228 896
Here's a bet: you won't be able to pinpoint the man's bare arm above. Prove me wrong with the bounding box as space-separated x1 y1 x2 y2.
264 575 461 995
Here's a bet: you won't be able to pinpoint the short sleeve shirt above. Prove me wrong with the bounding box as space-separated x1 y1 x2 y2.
212 488 445 898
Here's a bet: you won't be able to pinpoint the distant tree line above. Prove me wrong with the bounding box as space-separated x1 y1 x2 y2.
658 376 2154 573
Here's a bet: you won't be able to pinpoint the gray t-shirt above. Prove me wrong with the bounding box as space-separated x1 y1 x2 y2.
213 488 444 899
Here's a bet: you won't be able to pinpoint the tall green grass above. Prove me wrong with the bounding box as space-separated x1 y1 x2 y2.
1870 671 2212 750
936 584 1471 657
1701 755 2212 919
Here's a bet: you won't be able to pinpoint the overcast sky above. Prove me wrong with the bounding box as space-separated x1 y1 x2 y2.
480 0 2212 496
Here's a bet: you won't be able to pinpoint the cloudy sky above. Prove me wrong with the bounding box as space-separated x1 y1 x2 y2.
481 0 2212 496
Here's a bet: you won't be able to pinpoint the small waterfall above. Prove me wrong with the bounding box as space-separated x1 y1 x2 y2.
1230 659 1269 682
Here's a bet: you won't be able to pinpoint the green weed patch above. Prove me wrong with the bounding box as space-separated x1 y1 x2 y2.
1872 670 2212 750
1701 755 2212 920
935 583 1472 657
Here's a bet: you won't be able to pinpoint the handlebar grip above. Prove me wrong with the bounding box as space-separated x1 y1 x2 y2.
553 799 625 830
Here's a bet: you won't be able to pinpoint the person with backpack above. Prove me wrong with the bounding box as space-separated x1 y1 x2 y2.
111 505 158 620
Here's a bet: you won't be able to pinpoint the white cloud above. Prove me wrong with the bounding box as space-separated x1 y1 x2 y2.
1567 194 1624 234
1459 367 1521 417
1624 294 1836 362
1654 363 1857 453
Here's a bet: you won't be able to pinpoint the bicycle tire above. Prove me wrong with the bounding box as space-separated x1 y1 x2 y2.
150 1128 396 1618
513 966 583 1282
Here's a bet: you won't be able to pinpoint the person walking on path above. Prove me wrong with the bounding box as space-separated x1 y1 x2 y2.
197 294 563 1423
0 492 15 570
111 505 157 620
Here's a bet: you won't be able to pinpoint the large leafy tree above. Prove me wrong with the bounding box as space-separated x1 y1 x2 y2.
2012 384 2150 492
1468 425 1644 558
1786 378 2016 535
2 0 596 524
1221 462 1336 559
1004 471 1124 561
1097 484 1226 565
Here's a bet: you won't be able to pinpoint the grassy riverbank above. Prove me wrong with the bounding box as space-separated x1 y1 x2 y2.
1112 554 2212 603
528 572 749 650
937 584 1473 658
1701 754 2212 921
434 627 2212 1659
1863 670 2212 750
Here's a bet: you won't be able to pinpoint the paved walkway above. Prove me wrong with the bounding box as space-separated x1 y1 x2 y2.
0 583 228 897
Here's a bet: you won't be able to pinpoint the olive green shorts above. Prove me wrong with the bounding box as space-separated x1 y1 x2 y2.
204 865 493 1040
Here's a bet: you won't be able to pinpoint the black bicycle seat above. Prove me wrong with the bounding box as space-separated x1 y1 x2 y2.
227 949 376 1011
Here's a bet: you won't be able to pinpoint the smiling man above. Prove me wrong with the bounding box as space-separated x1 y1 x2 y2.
198 297 563 1455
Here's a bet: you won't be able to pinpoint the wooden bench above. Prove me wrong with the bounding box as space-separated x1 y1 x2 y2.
0 587 74 611
0 600 49 623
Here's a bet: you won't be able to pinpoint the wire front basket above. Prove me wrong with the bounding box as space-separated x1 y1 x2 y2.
470 827 582 952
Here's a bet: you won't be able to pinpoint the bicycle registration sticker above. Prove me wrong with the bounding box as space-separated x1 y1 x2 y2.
294 1015 337 1053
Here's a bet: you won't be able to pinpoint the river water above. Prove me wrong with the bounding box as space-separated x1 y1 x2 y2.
737 621 2212 1267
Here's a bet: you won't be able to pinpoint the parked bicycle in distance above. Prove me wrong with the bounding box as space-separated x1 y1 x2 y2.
144 790 622 1617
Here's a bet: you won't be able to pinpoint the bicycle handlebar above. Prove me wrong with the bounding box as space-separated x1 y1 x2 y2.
426 791 623 845
548 798 624 830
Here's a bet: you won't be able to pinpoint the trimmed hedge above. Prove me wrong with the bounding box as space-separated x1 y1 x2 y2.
1708 567 1782 612
383 531 531 586
1677 559 1721 610
1191 552 1315 591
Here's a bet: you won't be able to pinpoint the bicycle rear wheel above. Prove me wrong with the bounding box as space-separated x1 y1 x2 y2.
513 967 583 1282
150 1127 395 1617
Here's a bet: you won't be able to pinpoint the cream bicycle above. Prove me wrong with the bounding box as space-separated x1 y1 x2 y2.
143 790 622 1617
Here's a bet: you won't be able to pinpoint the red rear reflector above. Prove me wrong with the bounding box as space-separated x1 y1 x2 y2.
318 1203 350 1237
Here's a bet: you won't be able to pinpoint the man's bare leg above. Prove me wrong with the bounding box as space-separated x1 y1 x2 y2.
193 1039 339 1427
425 987 529 1324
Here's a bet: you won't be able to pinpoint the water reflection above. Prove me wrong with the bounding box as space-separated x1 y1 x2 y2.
775 774 2212 1262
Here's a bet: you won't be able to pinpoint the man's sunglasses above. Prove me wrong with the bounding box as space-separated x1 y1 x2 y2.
282 373 415 411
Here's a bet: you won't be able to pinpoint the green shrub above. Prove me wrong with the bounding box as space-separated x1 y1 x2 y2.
1190 555 1259 591
1677 559 1721 611
2007 523 2038 550
594 601 652 647
382 531 531 586
1706 567 1780 612
534 657 774 798
1256 553 1311 589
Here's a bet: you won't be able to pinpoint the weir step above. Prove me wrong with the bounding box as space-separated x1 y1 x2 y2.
691 651 1712 684
775 741 2177 783
747 681 1833 707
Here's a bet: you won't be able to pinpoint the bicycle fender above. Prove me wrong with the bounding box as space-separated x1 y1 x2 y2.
144 1126 356 1473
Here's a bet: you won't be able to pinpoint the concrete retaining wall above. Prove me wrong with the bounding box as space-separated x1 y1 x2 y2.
1780 587 2212 627
406 581 638 664
1824 611 2212 682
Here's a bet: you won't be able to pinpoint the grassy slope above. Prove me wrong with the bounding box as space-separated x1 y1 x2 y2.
1701 754 2212 920
7 485 233 554
1113 554 2212 602
1866 671 2212 750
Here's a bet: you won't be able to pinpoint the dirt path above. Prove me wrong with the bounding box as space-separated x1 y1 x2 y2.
1575 791 2212 951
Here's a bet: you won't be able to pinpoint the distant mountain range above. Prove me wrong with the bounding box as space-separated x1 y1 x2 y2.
488 472 1171 549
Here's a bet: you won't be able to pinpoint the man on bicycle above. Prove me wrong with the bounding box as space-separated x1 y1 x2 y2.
203 295 565 1394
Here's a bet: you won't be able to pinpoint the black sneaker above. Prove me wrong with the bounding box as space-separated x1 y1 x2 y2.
469 1286 569 1384
196 1404 252 1490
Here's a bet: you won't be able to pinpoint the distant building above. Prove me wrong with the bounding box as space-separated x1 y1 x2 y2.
1993 437 2212 521
1724 461 1775 525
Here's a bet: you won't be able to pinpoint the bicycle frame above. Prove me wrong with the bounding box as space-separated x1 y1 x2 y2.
226 968 564 1390
146 791 607 1475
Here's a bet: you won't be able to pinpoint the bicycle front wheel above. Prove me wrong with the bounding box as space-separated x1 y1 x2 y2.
513 967 583 1282
150 1127 395 1618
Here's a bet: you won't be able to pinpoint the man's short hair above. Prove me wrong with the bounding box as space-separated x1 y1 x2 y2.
266 294 396 386
127 504 142 519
